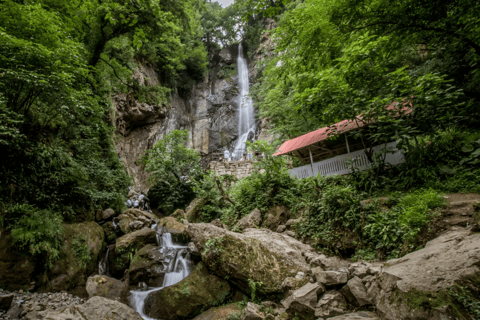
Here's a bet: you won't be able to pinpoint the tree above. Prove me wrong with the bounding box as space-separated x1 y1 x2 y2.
144 130 202 185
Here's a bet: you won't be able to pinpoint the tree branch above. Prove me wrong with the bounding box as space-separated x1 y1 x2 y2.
215 176 236 205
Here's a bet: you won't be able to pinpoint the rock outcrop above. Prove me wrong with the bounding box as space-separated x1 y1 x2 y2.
262 205 290 231
281 283 325 320
236 208 262 229
186 223 313 295
47 222 104 292
86 275 128 302
370 228 480 320
144 262 231 319
109 227 156 278
0 233 35 291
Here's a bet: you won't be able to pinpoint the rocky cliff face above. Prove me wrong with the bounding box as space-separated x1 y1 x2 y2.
113 20 278 192
114 46 252 191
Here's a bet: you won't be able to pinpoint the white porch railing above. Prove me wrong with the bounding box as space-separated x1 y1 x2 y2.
289 142 405 179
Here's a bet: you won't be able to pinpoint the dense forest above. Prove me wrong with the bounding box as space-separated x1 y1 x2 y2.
1 0 480 319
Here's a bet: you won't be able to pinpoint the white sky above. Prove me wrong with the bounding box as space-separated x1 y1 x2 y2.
215 0 234 8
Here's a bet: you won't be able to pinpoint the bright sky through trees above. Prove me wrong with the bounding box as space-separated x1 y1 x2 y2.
215 0 234 8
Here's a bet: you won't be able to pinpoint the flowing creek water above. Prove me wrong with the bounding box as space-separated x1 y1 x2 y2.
232 43 256 161
129 230 193 320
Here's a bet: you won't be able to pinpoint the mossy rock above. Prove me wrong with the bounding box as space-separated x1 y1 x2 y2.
86 275 128 303
47 222 104 292
109 227 156 279
159 216 185 234
192 303 242 320
0 232 36 291
185 198 207 223
127 244 176 287
144 262 231 319
261 205 290 231
201 233 302 297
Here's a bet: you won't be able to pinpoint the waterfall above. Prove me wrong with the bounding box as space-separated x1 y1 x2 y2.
232 43 256 161
98 247 109 276
129 230 193 320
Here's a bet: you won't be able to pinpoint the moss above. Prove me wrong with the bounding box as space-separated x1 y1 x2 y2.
393 273 480 320
201 234 302 297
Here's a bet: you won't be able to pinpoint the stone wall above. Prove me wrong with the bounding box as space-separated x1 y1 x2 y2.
209 160 256 179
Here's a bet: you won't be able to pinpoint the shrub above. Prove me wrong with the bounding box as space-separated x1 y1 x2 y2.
10 204 63 268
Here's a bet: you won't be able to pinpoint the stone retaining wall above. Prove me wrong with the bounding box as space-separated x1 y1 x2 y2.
209 160 256 179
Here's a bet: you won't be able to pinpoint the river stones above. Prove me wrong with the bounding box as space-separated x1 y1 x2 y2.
24 296 142 320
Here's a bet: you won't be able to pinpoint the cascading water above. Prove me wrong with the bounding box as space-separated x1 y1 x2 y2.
232 43 256 161
98 247 109 276
129 229 193 320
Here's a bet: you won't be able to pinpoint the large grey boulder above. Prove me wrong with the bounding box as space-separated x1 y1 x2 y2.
315 291 348 318
96 208 115 221
313 269 348 286
108 227 156 278
25 296 142 320
241 302 264 320
304 252 349 271
372 228 480 320
86 275 128 302
327 311 380 319
237 208 262 229
340 276 371 307
281 283 324 320
186 223 313 295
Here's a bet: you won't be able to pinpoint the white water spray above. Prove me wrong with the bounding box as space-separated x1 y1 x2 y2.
232 43 255 161
129 230 193 319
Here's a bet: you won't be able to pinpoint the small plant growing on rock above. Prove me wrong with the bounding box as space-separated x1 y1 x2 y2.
203 237 223 255
247 278 263 302
72 237 92 270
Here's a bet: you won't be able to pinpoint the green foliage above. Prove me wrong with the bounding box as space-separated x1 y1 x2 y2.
72 237 92 271
203 237 224 256
9 204 63 268
252 0 480 140
247 278 263 302
449 285 480 319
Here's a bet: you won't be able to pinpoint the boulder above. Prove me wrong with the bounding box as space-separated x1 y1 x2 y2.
47 222 104 292
129 220 145 231
276 225 286 233
86 275 128 302
0 233 35 291
144 262 231 319
159 217 185 234
340 276 372 307
285 218 302 228
102 221 118 244
327 312 380 319
304 252 349 271
372 228 480 320
241 302 264 320
109 228 156 278
0 293 13 311
236 208 262 229
315 291 347 318
313 269 348 286
261 205 290 231
96 208 115 221
24 296 142 320
188 242 200 257
186 223 313 295
210 219 224 228
127 244 177 286
192 303 242 320
281 283 324 320
171 209 186 220
117 209 157 234
185 198 206 223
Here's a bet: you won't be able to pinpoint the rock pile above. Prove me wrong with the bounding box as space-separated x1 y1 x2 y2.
0 289 84 320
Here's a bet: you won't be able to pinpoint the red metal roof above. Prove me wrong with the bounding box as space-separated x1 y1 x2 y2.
273 103 412 156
